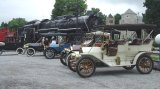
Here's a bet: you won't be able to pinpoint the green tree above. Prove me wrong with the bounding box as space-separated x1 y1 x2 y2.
0 22 8 28
143 0 160 26
114 14 121 24
86 8 100 15
8 18 27 30
86 8 106 25
51 0 87 19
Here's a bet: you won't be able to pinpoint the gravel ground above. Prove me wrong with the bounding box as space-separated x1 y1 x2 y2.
0 51 160 89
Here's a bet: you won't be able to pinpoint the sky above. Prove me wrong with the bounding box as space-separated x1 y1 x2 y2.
0 0 146 23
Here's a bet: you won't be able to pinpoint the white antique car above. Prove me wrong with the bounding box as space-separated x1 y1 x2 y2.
66 31 118 72
69 24 156 78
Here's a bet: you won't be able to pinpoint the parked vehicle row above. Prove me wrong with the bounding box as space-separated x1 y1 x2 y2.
61 24 157 78
1 24 158 78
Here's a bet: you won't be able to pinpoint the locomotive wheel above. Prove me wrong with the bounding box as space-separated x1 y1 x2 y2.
136 54 153 74
60 53 67 66
16 47 24 54
76 57 96 78
45 48 55 59
68 54 77 72
123 65 135 70
26 48 35 56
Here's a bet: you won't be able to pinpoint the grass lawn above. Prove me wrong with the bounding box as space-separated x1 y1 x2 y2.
151 54 160 61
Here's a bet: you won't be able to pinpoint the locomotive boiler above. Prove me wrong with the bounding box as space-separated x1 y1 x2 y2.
18 15 100 44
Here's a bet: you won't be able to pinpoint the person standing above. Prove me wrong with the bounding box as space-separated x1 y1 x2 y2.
41 37 45 46
44 38 49 49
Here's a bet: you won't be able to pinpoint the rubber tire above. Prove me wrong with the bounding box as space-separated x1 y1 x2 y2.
26 48 35 56
136 54 153 74
44 48 56 59
66 52 73 66
16 47 24 55
123 65 135 70
68 54 77 72
60 53 67 66
76 57 96 78
0 50 2 55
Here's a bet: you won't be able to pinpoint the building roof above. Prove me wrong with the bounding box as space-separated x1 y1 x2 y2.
123 9 137 15
108 14 113 18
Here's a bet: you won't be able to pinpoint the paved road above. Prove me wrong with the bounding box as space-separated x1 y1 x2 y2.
0 52 160 89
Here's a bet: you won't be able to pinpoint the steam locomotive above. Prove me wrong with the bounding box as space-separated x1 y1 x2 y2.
18 15 100 44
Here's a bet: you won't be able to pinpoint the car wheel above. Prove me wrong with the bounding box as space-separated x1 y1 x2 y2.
16 47 24 54
68 54 77 72
60 53 67 66
76 57 96 78
0 49 3 55
136 54 153 74
123 65 135 70
26 48 35 56
45 48 55 59
42 50 46 56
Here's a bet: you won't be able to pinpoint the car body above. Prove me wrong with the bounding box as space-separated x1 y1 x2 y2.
69 24 156 78
44 42 71 59
19 43 45 56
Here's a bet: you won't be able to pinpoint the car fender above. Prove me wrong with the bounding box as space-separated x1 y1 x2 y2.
46 47 58 53
132 52 151 64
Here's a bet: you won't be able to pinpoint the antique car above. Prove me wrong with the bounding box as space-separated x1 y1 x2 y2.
66 30 119 72
23 43 45 56
43 28 83 59
44 42 71 59
60 32 96 66
69 24 156 78
60 30 115 68
16 35 49 56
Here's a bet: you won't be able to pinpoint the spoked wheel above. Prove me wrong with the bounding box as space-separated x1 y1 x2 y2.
26 48 35 56
68 54 77 72
136 55 153 74
45 48 55 59
123 65 135 70
16 47 24 54
60 53 67 66
76 57 96 78
43 51 45 56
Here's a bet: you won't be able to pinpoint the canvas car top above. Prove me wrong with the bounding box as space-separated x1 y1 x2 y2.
96 24 156 31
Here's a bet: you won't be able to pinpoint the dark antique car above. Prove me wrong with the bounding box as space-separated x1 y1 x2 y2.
41 30 79 59
23 43 44 56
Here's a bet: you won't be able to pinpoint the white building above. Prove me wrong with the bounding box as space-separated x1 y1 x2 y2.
106 14 115 25
119 9 144 24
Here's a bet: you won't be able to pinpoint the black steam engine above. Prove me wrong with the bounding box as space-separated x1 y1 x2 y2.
18 15 100 44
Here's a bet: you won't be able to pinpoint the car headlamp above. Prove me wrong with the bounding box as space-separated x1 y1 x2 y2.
24 44 29 48
64 48 71 52
70 46 73 50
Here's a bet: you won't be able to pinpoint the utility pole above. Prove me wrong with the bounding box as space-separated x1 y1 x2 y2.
137 12 139 24
76 0 78 30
